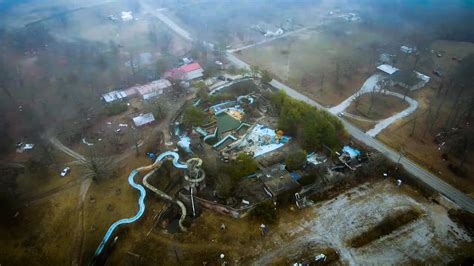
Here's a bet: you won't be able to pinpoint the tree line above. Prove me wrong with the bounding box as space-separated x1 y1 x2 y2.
270 91 345 151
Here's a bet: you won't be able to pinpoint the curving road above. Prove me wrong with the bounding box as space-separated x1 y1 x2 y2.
152 7 474 213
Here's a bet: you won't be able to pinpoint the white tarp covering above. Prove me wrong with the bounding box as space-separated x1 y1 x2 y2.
132 113 155 127
239 124 289 157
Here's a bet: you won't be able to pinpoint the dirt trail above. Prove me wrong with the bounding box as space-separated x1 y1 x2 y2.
49 136 86 162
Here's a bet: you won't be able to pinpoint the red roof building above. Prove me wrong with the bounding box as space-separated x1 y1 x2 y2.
163 62 204 81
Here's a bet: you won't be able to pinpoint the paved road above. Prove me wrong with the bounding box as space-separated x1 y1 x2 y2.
144 6 193 41
152 8 474 213
328 74 382 114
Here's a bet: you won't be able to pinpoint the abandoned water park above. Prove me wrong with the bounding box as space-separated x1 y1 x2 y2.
1 0 474 265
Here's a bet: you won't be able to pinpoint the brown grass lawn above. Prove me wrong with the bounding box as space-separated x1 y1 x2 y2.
343 115 376 132
346 93 410 121
378 86 474 196
238 24 397 106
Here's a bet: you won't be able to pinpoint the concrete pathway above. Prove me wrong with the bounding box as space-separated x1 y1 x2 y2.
328 74 382 115
366 91 418 137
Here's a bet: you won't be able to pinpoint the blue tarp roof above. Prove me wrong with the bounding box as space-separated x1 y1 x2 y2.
290 171 301 181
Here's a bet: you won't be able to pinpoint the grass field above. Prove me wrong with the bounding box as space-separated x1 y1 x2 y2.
238 23 396 106
346 93 409 121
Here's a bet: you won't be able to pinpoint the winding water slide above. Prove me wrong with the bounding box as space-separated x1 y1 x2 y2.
93 151 188 259
142 152 189 232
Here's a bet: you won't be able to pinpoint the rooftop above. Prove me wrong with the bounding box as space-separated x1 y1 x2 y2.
377 64 399 75
392 70 421 86
164 63 203 80
132 113 155 127
264 173 300 196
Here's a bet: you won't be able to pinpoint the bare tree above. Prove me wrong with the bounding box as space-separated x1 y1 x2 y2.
410 114 418 137
82 147 113 181
129 128 142 157
108 132 123 152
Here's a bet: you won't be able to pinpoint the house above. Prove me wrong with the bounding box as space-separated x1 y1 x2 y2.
132 113 155 127
377 64 399 75
391 70 430 91
132 79 172 100
163 62 204 81
261 164 300 201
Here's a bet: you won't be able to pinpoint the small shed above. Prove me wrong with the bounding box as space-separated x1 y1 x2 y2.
101 90 127 103
132 113 155 127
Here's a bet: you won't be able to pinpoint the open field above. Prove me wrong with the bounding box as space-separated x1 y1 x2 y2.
343 115 376 132
346 93 409 121
254 180 473 265
100 179 472 265
37 2 190 55
238 23 397 106
168 0 330 48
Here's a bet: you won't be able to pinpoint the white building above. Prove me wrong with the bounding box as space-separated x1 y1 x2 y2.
132 113 155 127
377 64 399 75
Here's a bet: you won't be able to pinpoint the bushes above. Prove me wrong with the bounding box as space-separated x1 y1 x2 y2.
448 209 474 236
182 106 206 128
215 153 258 198
104 102 128 116
297 174 318 186
348 208 421 248
224 153 257 179
250 200 278 224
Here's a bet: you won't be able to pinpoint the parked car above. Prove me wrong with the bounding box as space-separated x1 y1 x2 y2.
60 167 71 177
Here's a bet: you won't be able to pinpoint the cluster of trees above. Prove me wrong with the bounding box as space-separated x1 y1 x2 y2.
270 91 344 151
104 102 128 116
216 153 257 198
250 200 278 224
182 106 206 128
